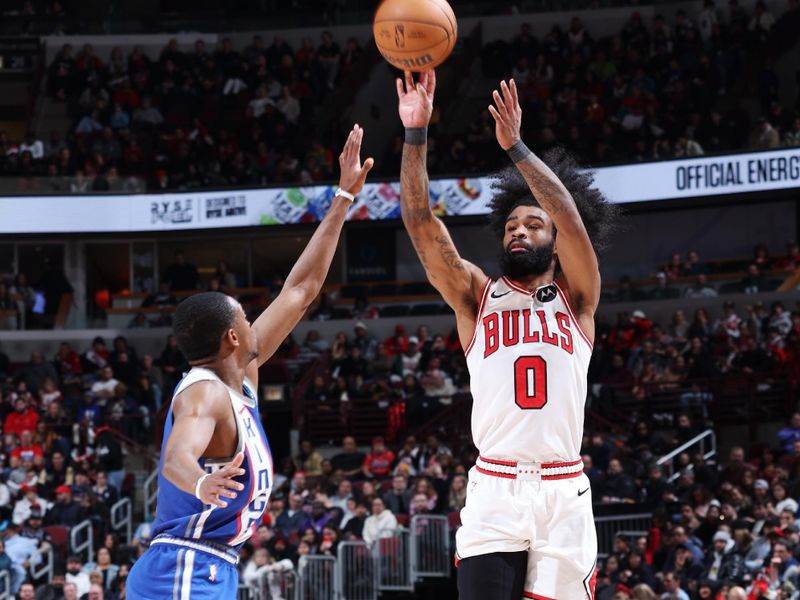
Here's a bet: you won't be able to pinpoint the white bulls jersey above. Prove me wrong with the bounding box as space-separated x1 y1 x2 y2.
464 276 593 464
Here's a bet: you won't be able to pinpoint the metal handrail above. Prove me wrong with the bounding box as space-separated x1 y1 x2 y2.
656 429 716 482
29 546 53 581
111 498 132 544
144 470 159 521
70 519 94 563
0 570 9 599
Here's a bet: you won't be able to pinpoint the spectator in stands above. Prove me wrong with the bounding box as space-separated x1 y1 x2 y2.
329 480 353 513
12 486 47 526
275 493 307 537
302 501 331 534
44 485 83 527
362 497 397 546
777 412 800 454
82 337 109 372
362 437 395 480
701 530 744 585
4 398 39 439
83 547 118 591
4 522 44 594
330 436 365 479
382 473 412 516
64 555 91 600
448 475 467 512
394 336 422 377
162 250 198 291
352 322 378 361
600 458 636 503
90 367 119 405
141 282 177 309
683 274 718 299
293 440 324 478
382 325 409 358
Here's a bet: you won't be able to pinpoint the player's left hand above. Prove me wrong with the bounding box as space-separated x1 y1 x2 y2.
488 79 522 151
338 124 374 196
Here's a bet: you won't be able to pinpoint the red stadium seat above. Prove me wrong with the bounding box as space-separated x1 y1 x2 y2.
447 511 461 529
44 525 69 560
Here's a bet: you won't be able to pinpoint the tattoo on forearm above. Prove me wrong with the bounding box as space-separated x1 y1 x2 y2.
435 235 465 271
516 154 575 216
400 144 433 224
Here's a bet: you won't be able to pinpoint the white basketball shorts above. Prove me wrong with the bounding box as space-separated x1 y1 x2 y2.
455 457 598 600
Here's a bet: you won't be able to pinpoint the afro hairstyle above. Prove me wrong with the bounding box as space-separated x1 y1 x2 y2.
487 146 620 257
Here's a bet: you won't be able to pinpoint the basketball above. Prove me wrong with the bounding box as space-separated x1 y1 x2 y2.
373 0 457 72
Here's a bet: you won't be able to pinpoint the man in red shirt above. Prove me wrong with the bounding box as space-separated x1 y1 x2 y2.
362 437 396 479
10 430 44 467
5 398 39 438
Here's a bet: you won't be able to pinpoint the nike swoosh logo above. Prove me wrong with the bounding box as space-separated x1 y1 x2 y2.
491 291 511 298
578 487 590 497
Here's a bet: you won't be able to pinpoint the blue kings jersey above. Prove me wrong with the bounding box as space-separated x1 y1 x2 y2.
152 367 274 549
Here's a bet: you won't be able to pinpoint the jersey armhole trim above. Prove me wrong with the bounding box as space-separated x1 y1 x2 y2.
463 277 493 357
553 281 594 351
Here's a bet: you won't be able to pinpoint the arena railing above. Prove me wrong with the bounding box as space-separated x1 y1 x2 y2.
297 555 337 600
656 429 717 483
70 519 94 563
110 497 133 544
143 469 159 522
372 527 414 593
0 570 9 599
336 540 378 600
257 568 299 600
594 513 654 559
410 515 450 579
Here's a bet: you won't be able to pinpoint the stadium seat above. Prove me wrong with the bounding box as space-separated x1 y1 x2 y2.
370 283 398 296
339 284 369 299
409 304 442 316
447 511 462 529
380 305 410 317
44 525 69 560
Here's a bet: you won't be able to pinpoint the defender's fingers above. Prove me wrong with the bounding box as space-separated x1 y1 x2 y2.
361 157 375 175
492 89 507 113
510 78 519 105
228 452 245 469
488 105 502 122
404 70 414 93
220 478 245 491
396 77 405 99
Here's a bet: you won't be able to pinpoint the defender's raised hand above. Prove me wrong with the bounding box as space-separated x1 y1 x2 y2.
197 452 246 508
396 70 436 129
338 124 374 195
488 79 522 150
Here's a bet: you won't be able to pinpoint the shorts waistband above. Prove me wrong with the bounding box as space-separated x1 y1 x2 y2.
150 534 239 565
476 456 583 481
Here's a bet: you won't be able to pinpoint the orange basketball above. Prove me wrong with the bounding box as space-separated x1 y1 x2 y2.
373 0 457 72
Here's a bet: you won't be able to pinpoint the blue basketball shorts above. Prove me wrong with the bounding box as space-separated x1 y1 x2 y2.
127 535 239 599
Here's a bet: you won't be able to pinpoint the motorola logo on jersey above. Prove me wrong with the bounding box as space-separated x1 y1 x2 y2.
536 284 557 303
482 308 574 358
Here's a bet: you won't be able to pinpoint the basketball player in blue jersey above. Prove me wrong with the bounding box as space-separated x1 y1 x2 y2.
127 124 374 599
397 71 618 599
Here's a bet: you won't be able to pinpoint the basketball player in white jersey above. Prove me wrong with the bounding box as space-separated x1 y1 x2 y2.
396 71 617 599
127 125 373 599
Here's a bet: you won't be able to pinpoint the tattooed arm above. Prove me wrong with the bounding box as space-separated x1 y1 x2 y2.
488 79 600 333
397 71 487 345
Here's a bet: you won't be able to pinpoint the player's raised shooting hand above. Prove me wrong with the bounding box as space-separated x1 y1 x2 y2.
197 451 246 508
396 70 436 129
338 124 374 196
488 79 522 151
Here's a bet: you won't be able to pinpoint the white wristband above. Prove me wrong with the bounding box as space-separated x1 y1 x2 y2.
194 473 211 501
335 187 355 202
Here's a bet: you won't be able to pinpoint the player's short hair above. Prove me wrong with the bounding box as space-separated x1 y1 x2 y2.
173 292 237 361
487 147 619 256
